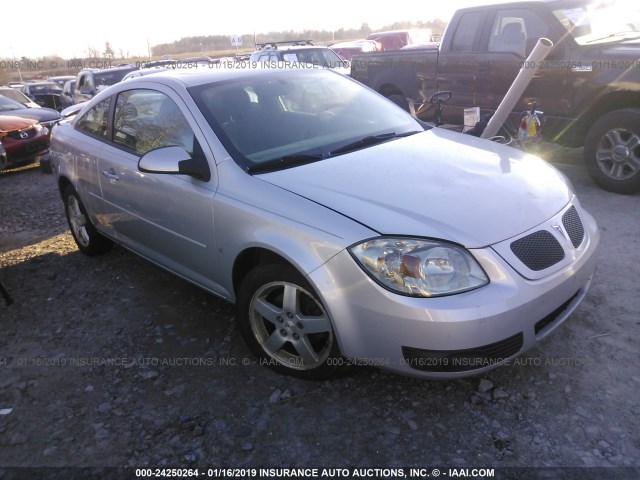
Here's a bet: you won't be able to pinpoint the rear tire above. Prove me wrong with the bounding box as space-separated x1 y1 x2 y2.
584 109 640 194
236 264 343 380
63 185 113 255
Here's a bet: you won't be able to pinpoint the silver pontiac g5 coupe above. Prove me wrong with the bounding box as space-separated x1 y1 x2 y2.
51 68 599 380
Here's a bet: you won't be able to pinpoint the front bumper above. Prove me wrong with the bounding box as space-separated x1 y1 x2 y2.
308 205 600 379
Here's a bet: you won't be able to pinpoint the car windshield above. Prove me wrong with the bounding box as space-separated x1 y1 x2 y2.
189 69 423 172
30 83 63 94
281 48 346 68
95 70 131 87
553 0 640 45
0 89 31 106
0 95 23 112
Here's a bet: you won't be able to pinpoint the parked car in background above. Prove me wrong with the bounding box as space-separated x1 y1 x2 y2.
0 138 6 169
122 67 170 81
21 82 64 111
367 29 433 50
0 115 50 171
60 80 76 109
48 75 76 88
250 40 349 74
329 39 382 61
0 95 61 130
0 86 41 109
352 0 640 194
73 65 137 104
51 68 598 380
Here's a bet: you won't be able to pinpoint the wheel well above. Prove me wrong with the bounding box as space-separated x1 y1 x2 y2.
57 176 72 200
574 91 640 144
378 83 403 99
232 248 292 295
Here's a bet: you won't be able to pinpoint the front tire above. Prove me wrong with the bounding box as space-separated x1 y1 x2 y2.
236 264 342 380
63 185 113 255
584 109 640 194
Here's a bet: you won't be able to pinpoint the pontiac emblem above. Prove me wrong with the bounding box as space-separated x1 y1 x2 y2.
552 223 567 241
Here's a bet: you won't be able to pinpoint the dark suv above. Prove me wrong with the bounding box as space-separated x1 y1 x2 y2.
73 65 137 105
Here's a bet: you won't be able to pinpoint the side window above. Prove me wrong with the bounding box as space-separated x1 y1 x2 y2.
488 9 550 56
113 89 196 156
76 97 111 138
451 12 484 52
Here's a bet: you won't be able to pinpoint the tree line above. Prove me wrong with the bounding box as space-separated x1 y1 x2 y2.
0 19 446 82
150 20 446 56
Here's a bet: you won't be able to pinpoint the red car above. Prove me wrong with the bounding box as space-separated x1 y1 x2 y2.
367 29 433 50
0 116 50 171
329 39 382 61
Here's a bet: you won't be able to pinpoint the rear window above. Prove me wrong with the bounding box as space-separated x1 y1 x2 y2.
94 70 134 87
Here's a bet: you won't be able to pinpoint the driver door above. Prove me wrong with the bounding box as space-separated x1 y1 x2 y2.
96 87 219 290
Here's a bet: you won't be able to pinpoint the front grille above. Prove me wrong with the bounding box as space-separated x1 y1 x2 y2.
401 333 523 373
562 206 584 248
510 231 565 271
5 128 36 140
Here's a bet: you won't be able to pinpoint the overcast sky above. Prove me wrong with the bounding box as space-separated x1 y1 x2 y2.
0 0 487 59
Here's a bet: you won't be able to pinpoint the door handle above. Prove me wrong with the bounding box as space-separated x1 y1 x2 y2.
102 169 120 181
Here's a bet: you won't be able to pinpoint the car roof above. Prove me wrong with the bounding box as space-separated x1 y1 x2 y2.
455 0 578 9
115 65 336 90
79 65 137 73
275 45 325 51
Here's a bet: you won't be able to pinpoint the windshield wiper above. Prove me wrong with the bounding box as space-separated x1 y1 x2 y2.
330 131 420 156
247 153 325 174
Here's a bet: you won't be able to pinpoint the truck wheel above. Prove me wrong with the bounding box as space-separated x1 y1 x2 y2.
236 263 343 380
584 109 640 194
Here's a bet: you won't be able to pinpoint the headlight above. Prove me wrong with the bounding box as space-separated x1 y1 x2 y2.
349 238 489 297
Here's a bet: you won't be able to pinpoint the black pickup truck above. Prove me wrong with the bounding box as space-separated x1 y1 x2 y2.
351 0 640 194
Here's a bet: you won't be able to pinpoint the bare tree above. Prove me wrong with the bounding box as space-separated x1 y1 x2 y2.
86 46 99 58
104 42 115 59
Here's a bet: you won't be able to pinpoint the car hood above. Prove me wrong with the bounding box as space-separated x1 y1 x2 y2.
257 129 573 247
0 107 61 123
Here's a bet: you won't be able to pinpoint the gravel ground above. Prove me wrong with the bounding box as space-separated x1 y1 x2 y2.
1 149 639 478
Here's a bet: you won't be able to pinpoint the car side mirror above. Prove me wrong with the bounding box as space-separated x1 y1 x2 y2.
79 86 93 95
138 146 210 181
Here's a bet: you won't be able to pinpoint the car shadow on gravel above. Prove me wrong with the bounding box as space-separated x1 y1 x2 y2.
2 203 639 468
0 165 69 254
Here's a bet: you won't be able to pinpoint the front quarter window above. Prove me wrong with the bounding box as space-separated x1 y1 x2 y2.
113 89 195 156
76 98 112 138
